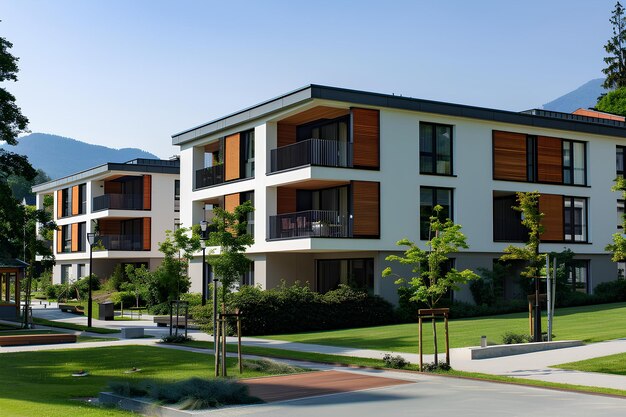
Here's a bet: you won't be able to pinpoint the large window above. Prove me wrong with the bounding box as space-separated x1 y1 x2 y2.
241 191 254 237
563 140 586 185
242 262 254 286
78 184 86 214
618 200 624 229
420 187 452 240
61 225 71 253
174 180 180 212
77 264 86 279
618 145 625 177
567 260 589 293
564 197 587 242
493 194 527 242
317 258 374 294
241 130 255 178
60 265 71 284
420 123 452 175
62 188 72 217
77 222 86 252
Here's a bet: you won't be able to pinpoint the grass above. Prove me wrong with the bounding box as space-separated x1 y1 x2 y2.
260 302 626 354
553 352 626 376
33 318 120 334
170 340 626 397
0 345 295 416
0 329 117 343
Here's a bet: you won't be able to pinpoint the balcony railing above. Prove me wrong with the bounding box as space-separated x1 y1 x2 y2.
268 210 352 239
93 194 143 211
195 164 224 189
98 234 144 251
270 139 353 172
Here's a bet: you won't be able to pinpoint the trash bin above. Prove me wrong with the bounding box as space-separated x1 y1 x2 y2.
98 301 114 321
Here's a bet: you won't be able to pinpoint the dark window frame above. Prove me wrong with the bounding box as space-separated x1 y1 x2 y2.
316 257 374 294
240 129 255 179
563 196 588 243
419 122 454 176
562 139 587 185
420 186 453 241
567 259 589 293
618 145 625 177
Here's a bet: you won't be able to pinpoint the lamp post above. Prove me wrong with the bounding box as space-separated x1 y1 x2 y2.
200 220 208 306
86 232 97 328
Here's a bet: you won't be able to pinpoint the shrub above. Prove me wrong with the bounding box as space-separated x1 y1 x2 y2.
148 301 172 316
382 354 409 369
104 264 126 291
71 275 100 300
594 279 626 302
501 331 531 344
160 334 193 344
421 362 451 372
180 292 202 307
242 359 305 375
110 291 138 308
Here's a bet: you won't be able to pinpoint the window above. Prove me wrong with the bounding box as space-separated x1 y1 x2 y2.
567 260 589 293
62 225 71 252
77 264 86 279
79 184 86 214
493 193 527 242
317 258 374 293
618 145 625 177
241 262 254 286
526 135 537 182
174 180 180 212
241 191 254 237
77 222 86 251
420 187 452 240
60 265 71 284
62 188 72 217
563 140 586 185
241 130 255 178
420 123 452 175
619 200 624 229
564 197 587 242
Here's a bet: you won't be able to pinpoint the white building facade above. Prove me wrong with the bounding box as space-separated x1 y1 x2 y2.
33 159 180 284
173 85 626 304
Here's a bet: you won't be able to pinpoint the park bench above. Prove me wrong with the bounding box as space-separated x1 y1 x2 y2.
0 333 77 346
58 304 85 314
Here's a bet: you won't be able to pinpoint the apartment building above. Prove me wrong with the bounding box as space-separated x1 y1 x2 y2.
173 85 626 304
33 158 180 284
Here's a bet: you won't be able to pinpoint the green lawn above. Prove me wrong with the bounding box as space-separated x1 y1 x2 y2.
261 302 626 354
33 318 119 334
553 352 626 376
0 329 116 343
0 345 286 417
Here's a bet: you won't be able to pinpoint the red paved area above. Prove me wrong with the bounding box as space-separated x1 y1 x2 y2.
243 370 413 403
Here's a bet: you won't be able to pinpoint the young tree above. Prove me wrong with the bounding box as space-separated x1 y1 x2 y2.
606 177 626 261
123 264 150 307
206 201 254 306
383 205 478 364
603 1 626 90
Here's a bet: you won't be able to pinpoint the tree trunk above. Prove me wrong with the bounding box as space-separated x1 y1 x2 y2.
432 318 439 365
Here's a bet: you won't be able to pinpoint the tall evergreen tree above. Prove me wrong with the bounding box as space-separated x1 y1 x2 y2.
603 2 626 90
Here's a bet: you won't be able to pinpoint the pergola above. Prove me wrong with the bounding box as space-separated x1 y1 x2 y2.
0 259 27 320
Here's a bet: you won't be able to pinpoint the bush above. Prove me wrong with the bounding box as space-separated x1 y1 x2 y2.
110 291 139 308
160 334 193 344
421 362 451 372
242 359 305 375
180 292 202 307
594 279 626 302
148 301 171 316
104 264 126 291
382 354 410 369
501 331 531 344
71 275 100 300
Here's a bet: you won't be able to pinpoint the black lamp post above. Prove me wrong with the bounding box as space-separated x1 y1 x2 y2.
86 232 97 328
200 220 208 306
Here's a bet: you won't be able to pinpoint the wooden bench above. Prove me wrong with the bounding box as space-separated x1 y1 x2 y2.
153 316 198 329
58 304 85 314
0 333 77 346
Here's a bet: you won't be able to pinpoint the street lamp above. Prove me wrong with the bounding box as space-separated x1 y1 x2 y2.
200 220 208 306
86 232 98 328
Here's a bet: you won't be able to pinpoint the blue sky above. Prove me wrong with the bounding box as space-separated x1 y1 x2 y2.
0 0 616 158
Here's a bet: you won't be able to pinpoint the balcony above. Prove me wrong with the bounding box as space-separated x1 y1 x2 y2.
93 194 143 211
270 139 353 173
98 234 144 251
268 210 352 240
195 164 224 189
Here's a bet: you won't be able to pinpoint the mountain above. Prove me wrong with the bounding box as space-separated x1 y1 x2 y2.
1 133 158 179
541 78 606 113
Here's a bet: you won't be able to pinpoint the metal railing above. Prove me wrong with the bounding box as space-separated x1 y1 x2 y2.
268 210 352 239
270 138 353 172
98 234 144 251
195 164 224 189
92 194 143 211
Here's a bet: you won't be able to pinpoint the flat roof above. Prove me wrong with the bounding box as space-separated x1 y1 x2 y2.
32 158 179 193
171 84 626 146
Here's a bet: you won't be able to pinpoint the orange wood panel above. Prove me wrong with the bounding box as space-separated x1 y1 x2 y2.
71 186 79 215
351 181 380 237
57 190 63 219
279 106 349 125
539 194 564 241
537 136 563 183
277 123 297 148
104 180 122 194
224 193 241 213
277 188 296 214
352 108 380 169
56 229 62 253
225 133 241 181
493 131 527 181
71 223 78 252
142 218 151 250
143 175 152 210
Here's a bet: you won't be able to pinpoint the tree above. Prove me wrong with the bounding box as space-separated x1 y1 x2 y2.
596 87 626 115
606 176 626 261
206 201 254 306
383 205 478 364
603 1 626 90
123 264 150 307
8 169 50 202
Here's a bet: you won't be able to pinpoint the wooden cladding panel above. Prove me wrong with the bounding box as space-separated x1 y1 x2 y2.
56 190 63 219
71 223 78 252
71 186 79 215
493 131 527 181
352 108 380 169
277 188 296 215
104 180 122 194
224 193 241 213
98 219 121 235
56 229 62 253
279 106 349 125
143 175 152 210
352 181 380 237
539 194 564 241
225 133 241 181
142 218 151 251
277 123 297 148
537 136 563 183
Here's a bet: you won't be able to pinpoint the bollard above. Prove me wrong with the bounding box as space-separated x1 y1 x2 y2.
480 336 487 348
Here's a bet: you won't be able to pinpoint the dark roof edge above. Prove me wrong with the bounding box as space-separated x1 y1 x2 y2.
172 84 626 145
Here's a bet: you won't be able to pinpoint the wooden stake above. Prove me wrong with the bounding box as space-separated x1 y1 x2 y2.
444 313 450 366
236 308 242 374
418 316 423 371
214 313 220 377
221 305 227 377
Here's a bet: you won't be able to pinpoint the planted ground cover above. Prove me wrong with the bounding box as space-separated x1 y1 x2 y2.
553 352 626 376
0 345 293 416
261 302 626 354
